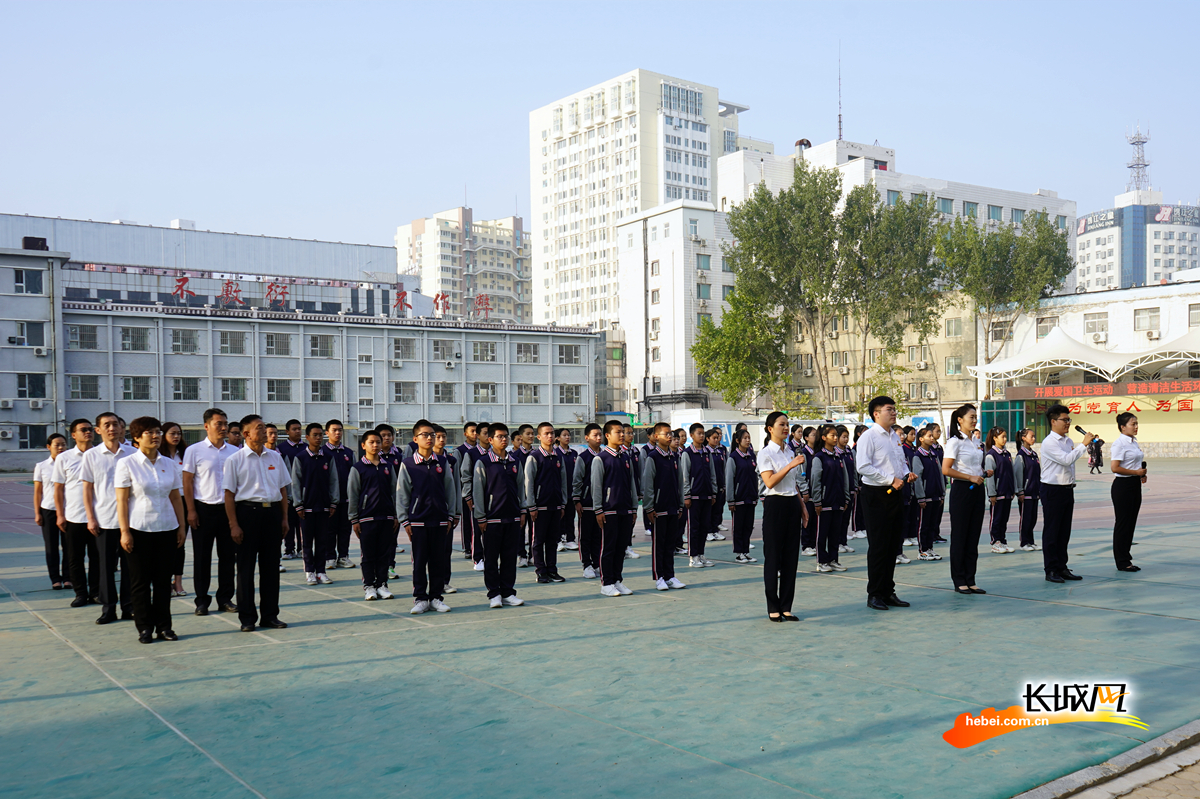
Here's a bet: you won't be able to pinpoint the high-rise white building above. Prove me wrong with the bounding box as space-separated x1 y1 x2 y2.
396 208 532 323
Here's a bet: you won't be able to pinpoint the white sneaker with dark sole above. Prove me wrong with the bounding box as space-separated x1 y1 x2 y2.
473 561 485 571
689 557 706 568
838 544 855 554
443 584 457 594
364 586 378 601
990 544 1010 554
918 551 943 561
801 547 817 557
624 547 641 559
667 577 687 589
895 554 911 564
316 573 333 584
711 533 726 541
336 558 354 569
816 563 833 573
829 561 847 571
410 600 430 614
706 532 718 541
305 572 318 585
701 557 716 567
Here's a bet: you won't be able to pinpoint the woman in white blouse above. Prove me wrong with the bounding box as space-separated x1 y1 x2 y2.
33 433 69 589
160 422 189 597
941 404 990 595
1109 412 1147 572
757 411 810 623
115 416 186 644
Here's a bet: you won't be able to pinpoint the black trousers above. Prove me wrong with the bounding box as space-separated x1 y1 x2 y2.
949 481 986 587
483 520 521 599
193 501 237 610
358 520 394 588
326 502 351 561
989 498 1013 544
97 528 131 615
853 492 866 532
650 511 678 581
762 495 802 615
838 495 854 546
40 508 67 584
559 502 577 543
578 509 601 569
173 529 187 577
687 499 711 556
128 529 176 635
1039 484 1074 574
598 513 634 585
801 499 817 550
710 489 725 533
1111 477 1142 568
731 504 755 554
301 511 333 574
816 508 841 565
1018 495 1039 547
284 503 300 555
65 521 99 600
860 485 902 599
234 503 282 627
532 507 562 577
409 520 448 601
918 499 943 552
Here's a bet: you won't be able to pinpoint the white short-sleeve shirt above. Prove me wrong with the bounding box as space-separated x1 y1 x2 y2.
943 435 984 477
51 446 89 524
221 446 290 503
33 457 57 510
79 442 137 528
1110 434 1144 475
182 438 237 504
114 451 183 533
758 440 799 497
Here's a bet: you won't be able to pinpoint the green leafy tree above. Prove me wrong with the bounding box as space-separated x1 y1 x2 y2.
845 352 916 419
691 288 793 409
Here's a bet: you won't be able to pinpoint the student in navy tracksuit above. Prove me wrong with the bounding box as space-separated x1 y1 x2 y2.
289 423 341 585
456 422 481 564
835 426 856 551
591 420 638 596
321 419 356 569
811 425 850 571
800 427 818 555
512 425 534 565
726 430 760 563
641 422 685 591
984 427 1016 553
851 425 869 537
460 424 490 570
929 423 948 544
555 429 579 550
347 431 398 600
279 419 304 559
681 422 718 568
622 424 643 560
1014 429 1042 551
396 420 458 614
572 423 604 578
911 427 944 560
524 422 569 583
640 433 656 540
706 428 728 542
433 425 463 593
897 427 917 559
472 422 527 608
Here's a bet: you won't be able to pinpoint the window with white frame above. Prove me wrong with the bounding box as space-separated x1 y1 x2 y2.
516 343 540 363
121 327 151 352
220 378 248 402
473 383 497 403
172 377 200 401
558 384 582 404
472 341 497 362
1036 316 1058 339
70 375 100 400
265 332 291 356
558 344 581 364
310 335 334 358
393 382 417 403
122 376 151 401
432 382 456 403
266 379 292 402
945 356 963 375
393 338 417 360
310 380 335 402
172 329 200 354
517 384 540 404
14 269 43 294
219 330 246 354
945 317 963 337
17 374 46 399
1133 307 1160 331
1084 312 1109 333
432 340 455 360
68 325 98 350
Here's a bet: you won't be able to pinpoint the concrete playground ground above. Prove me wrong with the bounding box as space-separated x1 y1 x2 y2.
2 461 1199 799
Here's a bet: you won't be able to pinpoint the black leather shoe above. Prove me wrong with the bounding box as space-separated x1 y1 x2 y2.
536 575 551 584
138 631 153 644
218 602 238 613
768 614 784 622
884 593 910 607
781 613 801 621
1059 570 1082 581
549 573 566 583
120 611 133 620
156 630 178 641
260 619 288 629
1117 564 1141 572
70 596 89 608
194 606 209 616
240 624 256 632
95 612 117 625
867 596 889 610
1045 571 1065 583
970 588 987 595
954 587 973 594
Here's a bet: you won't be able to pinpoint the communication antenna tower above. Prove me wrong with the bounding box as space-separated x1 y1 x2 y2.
838 44 843 141
1126 126 1151 191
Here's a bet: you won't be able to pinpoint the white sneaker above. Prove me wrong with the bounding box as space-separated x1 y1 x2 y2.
1004 545 1016 553
690 556 706 568
990 543 1009 554
281 552 298 560
489 595 503 609
325 559 336 571
565 541 579 550
443 583 457 594
376 585 394 600
903 538 916 547
600 584 621 597
718 524 728 532
706 532 718 541
838 544 855 554
336 557 354 569
829 561 848 571
388 567 399 580
317 572 333 584
918 551 941 561
614 581 632 595
748 543 755 549
517 556 529 568
895 553 911 564
644 530 653 537
502 595 524 606
656 577 670 591
582 565 598 579
624 547 640 559
801 547 817 557
556 541 567 552
855 531 868 539
816 563 833 573
711 532 727 541
734 553 758 564
701 557 716 567
364 586 378 601
473 560 485 571
279 563 286 572
305 572 318 585
667 577 687 589
430 598 451 613
410 600 430 614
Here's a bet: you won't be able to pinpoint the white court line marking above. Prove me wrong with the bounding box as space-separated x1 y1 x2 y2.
0 577 267 798
170 596 281 643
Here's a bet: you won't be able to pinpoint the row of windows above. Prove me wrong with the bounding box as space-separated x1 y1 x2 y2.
884 192 1067 229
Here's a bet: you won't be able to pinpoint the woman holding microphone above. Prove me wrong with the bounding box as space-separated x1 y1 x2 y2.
941 404 989 595
758 412 810 623
114 417 187 644
1110 412 1147 572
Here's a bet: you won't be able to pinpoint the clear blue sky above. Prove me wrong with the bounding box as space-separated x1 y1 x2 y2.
3 0 1197 247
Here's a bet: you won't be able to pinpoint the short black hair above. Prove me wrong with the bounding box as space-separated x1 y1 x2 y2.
69 418 92 433
238 414 261 428
128 416 161 442
516 424 534 435
203 408 226 424
555 428 568 438
375 423 395 435
305 422 323 436
47 432 67 446
227 421 243 432
689 422 706 434
463 422 477 433
478 422 490 433
1046 403 1070 424
490 422 510 435
94 411 118 427
603 420 623 439
412 419 434 436
537 421 554 433
868 396 896 421
285 419 301 430
325 419 343 431
360 430 382 444
652 421 671 435
584 422 602 435
265 423 277 431
432 424 446 435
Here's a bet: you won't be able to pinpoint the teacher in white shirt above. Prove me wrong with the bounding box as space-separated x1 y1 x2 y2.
757 411 810 623
1039 403 1095 583
1109 412 1147 573
115 416 186 643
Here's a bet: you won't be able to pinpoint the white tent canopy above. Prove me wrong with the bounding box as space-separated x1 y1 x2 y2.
969 326 1200 382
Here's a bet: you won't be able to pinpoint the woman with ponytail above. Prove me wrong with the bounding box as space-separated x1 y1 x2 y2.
942 404 989 595
757 412 810 622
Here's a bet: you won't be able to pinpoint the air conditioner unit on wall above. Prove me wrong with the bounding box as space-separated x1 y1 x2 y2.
29 400 43 409
649 332 659 341
698 299 708 309
802 369 813 377
0 430 11 440
1091 332 1108 344
916 361 928 370
390 359 402 368
1146 330 1161 340
828 331 838 339
839 366 850 375
33 347 49 357
794 333 805 343
0 400 11 410
445 361 455 369
925 390 938 400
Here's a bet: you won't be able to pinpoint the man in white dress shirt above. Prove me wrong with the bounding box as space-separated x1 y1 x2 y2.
223 414 291 632
854 396 916 611
1039 403 1094 583
80 412 136 624
182 408 239 615
53 418 99 606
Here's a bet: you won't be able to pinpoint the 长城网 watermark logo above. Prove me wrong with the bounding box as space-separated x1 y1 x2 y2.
942 681 1147 748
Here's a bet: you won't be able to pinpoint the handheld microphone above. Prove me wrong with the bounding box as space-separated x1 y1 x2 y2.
1142 460 1147 473
1074 425 1088 437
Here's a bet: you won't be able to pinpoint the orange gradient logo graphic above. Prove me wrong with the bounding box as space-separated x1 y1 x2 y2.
943 682 1148 748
